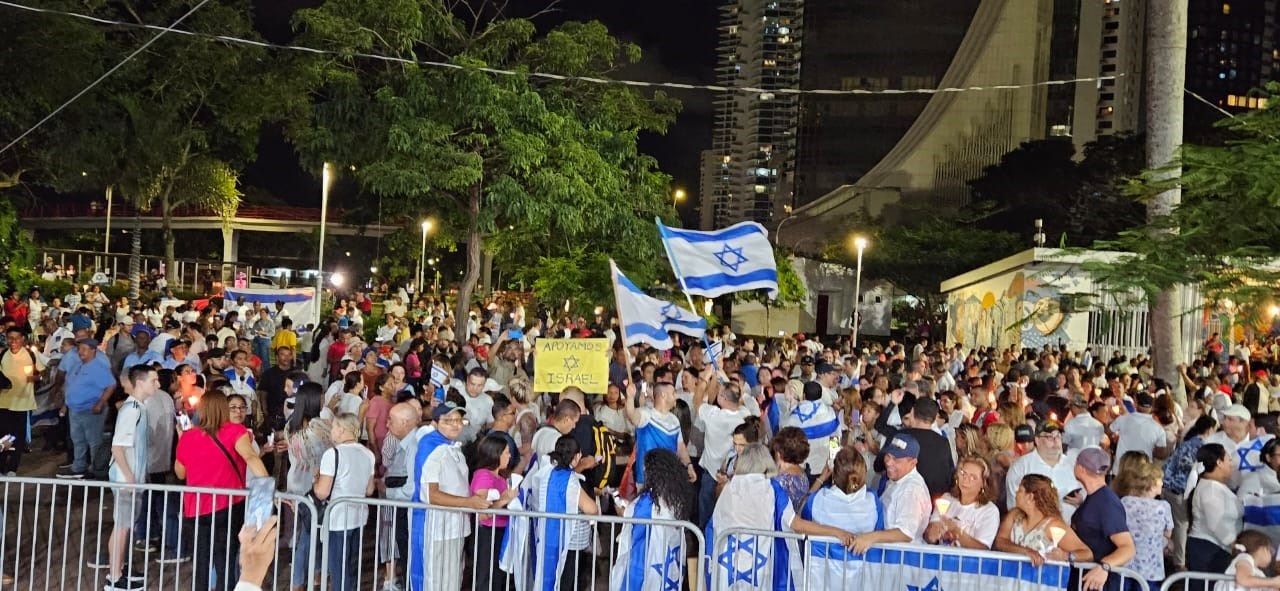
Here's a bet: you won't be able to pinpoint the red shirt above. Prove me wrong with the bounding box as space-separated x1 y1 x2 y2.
176 423 250 517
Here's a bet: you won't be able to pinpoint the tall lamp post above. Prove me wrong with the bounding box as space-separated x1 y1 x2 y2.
672 188 686 209
316 162 332 328
851 236 868 348
418 220 433 294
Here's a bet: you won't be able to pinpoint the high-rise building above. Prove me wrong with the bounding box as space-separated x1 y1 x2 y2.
791 1 981 207
1071 0 1146 147
1185 0 1278 126
699 0 804 230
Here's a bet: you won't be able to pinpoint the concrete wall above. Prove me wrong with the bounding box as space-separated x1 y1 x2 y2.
731 256 889 338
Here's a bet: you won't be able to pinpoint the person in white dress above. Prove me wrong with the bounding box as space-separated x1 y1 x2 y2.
1216 530 1280 591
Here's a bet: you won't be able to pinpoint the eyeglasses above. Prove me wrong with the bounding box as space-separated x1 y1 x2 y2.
956 469 982 480
229 405 248 411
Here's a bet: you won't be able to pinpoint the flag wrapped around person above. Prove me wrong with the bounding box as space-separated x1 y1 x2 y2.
656 220 779 299
610 260 707 350
609 491 687 591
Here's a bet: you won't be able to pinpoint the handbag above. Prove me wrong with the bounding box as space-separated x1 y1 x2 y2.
208 432 245 486
306 446 341 524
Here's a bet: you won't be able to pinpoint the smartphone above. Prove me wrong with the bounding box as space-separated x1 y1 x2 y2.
246 475 275 528
828 436 840 463
486 489 501 502
176 411 193 431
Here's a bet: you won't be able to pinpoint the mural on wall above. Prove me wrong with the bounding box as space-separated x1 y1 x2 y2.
947 270 1082 350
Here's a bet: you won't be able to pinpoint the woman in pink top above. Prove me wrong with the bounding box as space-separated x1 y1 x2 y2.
175 389 269 591
469 434 519 591
364 373 395 468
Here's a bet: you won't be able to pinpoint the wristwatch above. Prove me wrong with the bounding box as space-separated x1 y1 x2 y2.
1101 563 1112 573
1067 552 1076 563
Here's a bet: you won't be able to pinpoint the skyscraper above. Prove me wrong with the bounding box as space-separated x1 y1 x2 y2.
1185 0 1278 126
699 0 804 230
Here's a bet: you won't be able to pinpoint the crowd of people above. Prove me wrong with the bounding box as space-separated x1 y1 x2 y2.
5 283 1280 591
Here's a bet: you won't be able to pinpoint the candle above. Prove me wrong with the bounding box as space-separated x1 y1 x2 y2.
987 392 996 405
935 498 951 516
1111 405 1120 415
188 395 199 407
1049 412 1058 422
1049 526 1066 546
22 366 31 376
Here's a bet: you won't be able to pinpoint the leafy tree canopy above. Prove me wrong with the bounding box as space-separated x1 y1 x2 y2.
966 134 1146 247
1086 82 1280 321
288 0 680 333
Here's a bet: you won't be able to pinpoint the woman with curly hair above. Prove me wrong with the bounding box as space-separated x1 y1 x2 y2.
609 448 694 590
994 474 1092 567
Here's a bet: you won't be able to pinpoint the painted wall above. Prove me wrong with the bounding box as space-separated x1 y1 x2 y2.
945 262 1086 350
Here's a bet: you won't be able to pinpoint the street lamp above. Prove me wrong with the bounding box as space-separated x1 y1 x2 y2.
418 219 433 294
673 188 686 209
851 236 869 348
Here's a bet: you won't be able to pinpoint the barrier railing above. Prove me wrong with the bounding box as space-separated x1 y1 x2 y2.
319 496 707 591
0 476 313 591
711 527 1151 591
1161 570 1234 591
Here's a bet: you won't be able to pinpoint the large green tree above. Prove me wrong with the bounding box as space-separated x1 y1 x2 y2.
1086 82 1280 322
967 134 1146 247
288 0 680 341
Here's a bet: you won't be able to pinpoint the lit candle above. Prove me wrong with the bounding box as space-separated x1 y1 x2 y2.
987 392 996 405
188 395 199 407
935 498 951 516
1049 412 1058 422
22 365 32 376
1049 526 1066 546
1111 405 1120 415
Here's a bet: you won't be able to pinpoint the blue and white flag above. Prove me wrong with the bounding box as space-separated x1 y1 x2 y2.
611 260 707 350
838 545 1074 591
429 364 450 389
1243 491 1280 542
783 400 841 441
657 220 779 299
609 492 686 591
703 340 724 364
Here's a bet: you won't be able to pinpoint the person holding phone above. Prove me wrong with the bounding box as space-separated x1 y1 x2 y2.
103 364 161 591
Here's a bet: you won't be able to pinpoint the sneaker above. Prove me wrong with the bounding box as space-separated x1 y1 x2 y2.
85 554 109 569
382 580 403 591
104 575 144 591
55 468 85 480
123 570 145 582
131 540 156 553
154 554 189 565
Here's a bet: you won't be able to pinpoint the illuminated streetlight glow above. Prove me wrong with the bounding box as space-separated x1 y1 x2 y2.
330 273 345 287
419 219 434 294
673 188 687 208
851 235 869 348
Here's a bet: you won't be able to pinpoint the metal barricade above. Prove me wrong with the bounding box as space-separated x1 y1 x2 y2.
0 476 316 591
320 496 707 591
1160 570 1234 591
711 527 1150 591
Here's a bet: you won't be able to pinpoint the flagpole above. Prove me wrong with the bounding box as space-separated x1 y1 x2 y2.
655 217 725 379
608 260 634 354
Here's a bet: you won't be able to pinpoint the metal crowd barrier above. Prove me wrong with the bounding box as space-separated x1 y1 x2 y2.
1160 570 1235 591
712 527 1151 591
0 476 314 591
319 496 707 591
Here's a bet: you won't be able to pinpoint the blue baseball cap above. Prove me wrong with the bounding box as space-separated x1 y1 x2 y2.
884 433 920 459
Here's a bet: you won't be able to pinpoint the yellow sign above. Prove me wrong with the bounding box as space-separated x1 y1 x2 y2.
533 338 610 394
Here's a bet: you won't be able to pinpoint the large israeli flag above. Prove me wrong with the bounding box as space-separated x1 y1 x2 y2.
657 220 779 299
611 260 707 350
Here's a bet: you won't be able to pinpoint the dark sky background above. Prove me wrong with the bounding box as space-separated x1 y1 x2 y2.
246 0 718 223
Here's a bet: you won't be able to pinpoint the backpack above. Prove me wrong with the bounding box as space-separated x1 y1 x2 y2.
589 420 617 491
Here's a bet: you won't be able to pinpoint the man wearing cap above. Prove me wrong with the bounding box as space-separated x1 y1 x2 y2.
119 326 162 371
409 401 490 591
1205 404 1253 489
161 338 200 372
1064 394 1106 452
852 433 932 553
814 362 841 406
1108 393 1171 472
790 355 817 383
873 391 954 496
56 338 117 479
1005 420 1083 520
1071 447 1136 591
149 319 180 356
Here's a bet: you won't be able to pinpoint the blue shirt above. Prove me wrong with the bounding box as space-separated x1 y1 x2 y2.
741 363 759 389
65 352 117 412
121 349 163 370
162 356 201 372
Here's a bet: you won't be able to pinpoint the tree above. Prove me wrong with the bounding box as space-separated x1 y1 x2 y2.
966 134 1146 247
1087 81 1280 326
289 0 679 342
823 216 1024 336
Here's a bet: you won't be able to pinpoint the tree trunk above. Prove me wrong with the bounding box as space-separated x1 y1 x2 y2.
455 182 482 345
162 193 176 288
1144 0 1189 405
129 212 143 306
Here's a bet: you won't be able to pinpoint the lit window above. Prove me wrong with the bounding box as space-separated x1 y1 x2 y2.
754 185 767 194
1249 97 1259 108
1228 95 1239 106
1223 3 1230 14
1260 98 1269 109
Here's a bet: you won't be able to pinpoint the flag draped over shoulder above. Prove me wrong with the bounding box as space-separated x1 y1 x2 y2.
611 260 707 350
657 220 779 299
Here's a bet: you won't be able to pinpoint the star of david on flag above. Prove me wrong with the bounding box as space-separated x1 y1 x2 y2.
650 545 683 591
657 219 779 299
717 535 768 585
610 260 707 350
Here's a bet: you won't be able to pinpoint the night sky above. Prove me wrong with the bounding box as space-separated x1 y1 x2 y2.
247 0 718 223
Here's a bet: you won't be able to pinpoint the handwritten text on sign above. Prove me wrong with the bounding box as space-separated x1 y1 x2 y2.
533 338 609 394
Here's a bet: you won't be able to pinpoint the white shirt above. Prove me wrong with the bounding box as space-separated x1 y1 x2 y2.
1110 412 1167 472
1204 430 1250 489
109 398 147 483
697 404 750 473
1064 414 1105 452
460 391 494 444
929 493 1001 548
1005 449 1082 522
320 443 376 531
1188 477 1242 549
881 468 931 542
420 441 470 541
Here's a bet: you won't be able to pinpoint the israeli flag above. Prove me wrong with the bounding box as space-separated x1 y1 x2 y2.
704 340 723 364
1243 491 1280 542
657 220 779 299
429 364 450 389
611 260 707 350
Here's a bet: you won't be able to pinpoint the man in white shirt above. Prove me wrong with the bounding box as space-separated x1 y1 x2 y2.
814 363 841 406
411 402 489 591
1005 422 1083 521
852 433 932 552
693 375 751 527
1205 404 1252 489
455 368 499 444
1108 393 1171 472
1063 394 1106 452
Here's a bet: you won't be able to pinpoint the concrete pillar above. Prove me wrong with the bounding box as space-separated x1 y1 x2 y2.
222 227 240 262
